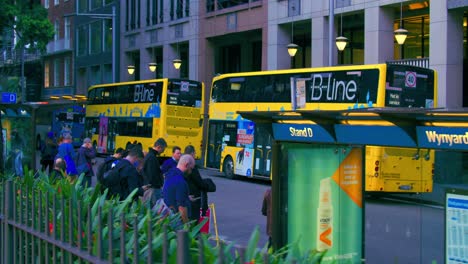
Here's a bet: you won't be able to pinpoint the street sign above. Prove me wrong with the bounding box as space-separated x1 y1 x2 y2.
2 92 17 104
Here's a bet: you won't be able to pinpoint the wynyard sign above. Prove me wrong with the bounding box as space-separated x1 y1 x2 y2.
418 127 468 150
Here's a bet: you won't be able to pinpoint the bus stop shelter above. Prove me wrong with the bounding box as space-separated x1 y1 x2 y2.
239 108 468 263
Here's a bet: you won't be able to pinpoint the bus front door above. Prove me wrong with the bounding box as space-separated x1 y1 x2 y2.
253 124 272 179
206 122 224 168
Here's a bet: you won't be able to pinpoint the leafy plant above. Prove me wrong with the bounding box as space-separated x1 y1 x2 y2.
1 169 324 263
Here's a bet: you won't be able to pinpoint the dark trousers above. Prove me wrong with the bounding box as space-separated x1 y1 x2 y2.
41 159 54 174
189 200 201 222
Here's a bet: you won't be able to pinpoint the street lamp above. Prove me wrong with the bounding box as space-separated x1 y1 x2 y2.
394 1 408 45
173 42 181 70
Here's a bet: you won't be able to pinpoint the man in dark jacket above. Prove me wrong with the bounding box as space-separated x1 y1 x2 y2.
142 138 167 202
184 145 211 222
76 138 97 188
114 147 147 200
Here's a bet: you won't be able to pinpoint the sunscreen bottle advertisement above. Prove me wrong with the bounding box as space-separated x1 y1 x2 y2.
286 144 362 263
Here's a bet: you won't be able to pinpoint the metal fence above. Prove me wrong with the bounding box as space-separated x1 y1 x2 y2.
0 180 263 264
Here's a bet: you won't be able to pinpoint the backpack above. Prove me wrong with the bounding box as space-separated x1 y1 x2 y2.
102 162 129 197
102 162 123 188
96 158 119 184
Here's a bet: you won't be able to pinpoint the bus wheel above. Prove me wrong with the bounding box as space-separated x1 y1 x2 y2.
223 156 235 179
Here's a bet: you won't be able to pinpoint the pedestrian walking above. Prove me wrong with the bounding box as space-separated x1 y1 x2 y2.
262 188 272 249
40 132 58 174
142 138 167 204
75 138 97 188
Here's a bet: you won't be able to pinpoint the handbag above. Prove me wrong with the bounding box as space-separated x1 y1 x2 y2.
153 198 174 216
203 178 216 192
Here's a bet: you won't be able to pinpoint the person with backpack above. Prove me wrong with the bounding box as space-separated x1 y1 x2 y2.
41 132 58 174
96 147 125 185
103 147 148 201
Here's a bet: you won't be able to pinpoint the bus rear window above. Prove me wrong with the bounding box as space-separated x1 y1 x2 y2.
167 81 202 107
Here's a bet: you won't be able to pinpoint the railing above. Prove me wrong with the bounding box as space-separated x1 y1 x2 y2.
0 179 268 263
0 48 42 66
46 39 72 54
387 57 430 69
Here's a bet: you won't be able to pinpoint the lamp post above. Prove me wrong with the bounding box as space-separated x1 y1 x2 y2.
328 0 334 66
394 1 408 45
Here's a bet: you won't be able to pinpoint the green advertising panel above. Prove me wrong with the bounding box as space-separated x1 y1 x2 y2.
284 143 363 263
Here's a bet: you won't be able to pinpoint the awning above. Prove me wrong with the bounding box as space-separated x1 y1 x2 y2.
238 108 468 150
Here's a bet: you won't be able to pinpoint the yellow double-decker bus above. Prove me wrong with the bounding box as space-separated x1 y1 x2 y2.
205 63 437 192
85 78 204 159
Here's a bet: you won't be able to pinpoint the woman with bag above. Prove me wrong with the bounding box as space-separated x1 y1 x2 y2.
183 145 216 224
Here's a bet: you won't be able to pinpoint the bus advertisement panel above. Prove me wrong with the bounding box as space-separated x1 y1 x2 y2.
52 105 86 148
205 64 437 192
86 79 204 159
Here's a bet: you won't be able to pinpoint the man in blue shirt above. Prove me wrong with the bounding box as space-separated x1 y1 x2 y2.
163 154 195 224
160 146 181 175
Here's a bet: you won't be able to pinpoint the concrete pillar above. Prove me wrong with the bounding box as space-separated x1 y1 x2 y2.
430 1 464 108
311 16 329 67
141 47 153 80
162 42 178 78
364 5 394 64
189 38 199 80
267 23 291 70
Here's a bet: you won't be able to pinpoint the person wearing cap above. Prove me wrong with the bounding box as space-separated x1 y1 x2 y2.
76 137 96 188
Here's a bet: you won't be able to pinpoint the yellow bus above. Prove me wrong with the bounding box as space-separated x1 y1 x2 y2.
85 78 205 159
205 63 437 192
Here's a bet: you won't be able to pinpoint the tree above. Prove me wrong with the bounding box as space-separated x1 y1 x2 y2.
0 0 54 174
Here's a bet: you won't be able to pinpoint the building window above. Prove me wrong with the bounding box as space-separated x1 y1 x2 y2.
103 64 112 83
54 59 60 86
65 18 70 40
44 62 50 88
91 0 103 10
54 0 59 6
90 21 102 54
394 15 430 60
104 20 112 52
147 0 162 25
64 57 71 86
45 0 49 9
90 65 101 85
77 25 88 56
54 20 60 41
65 17 70 48
78 0 88 13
